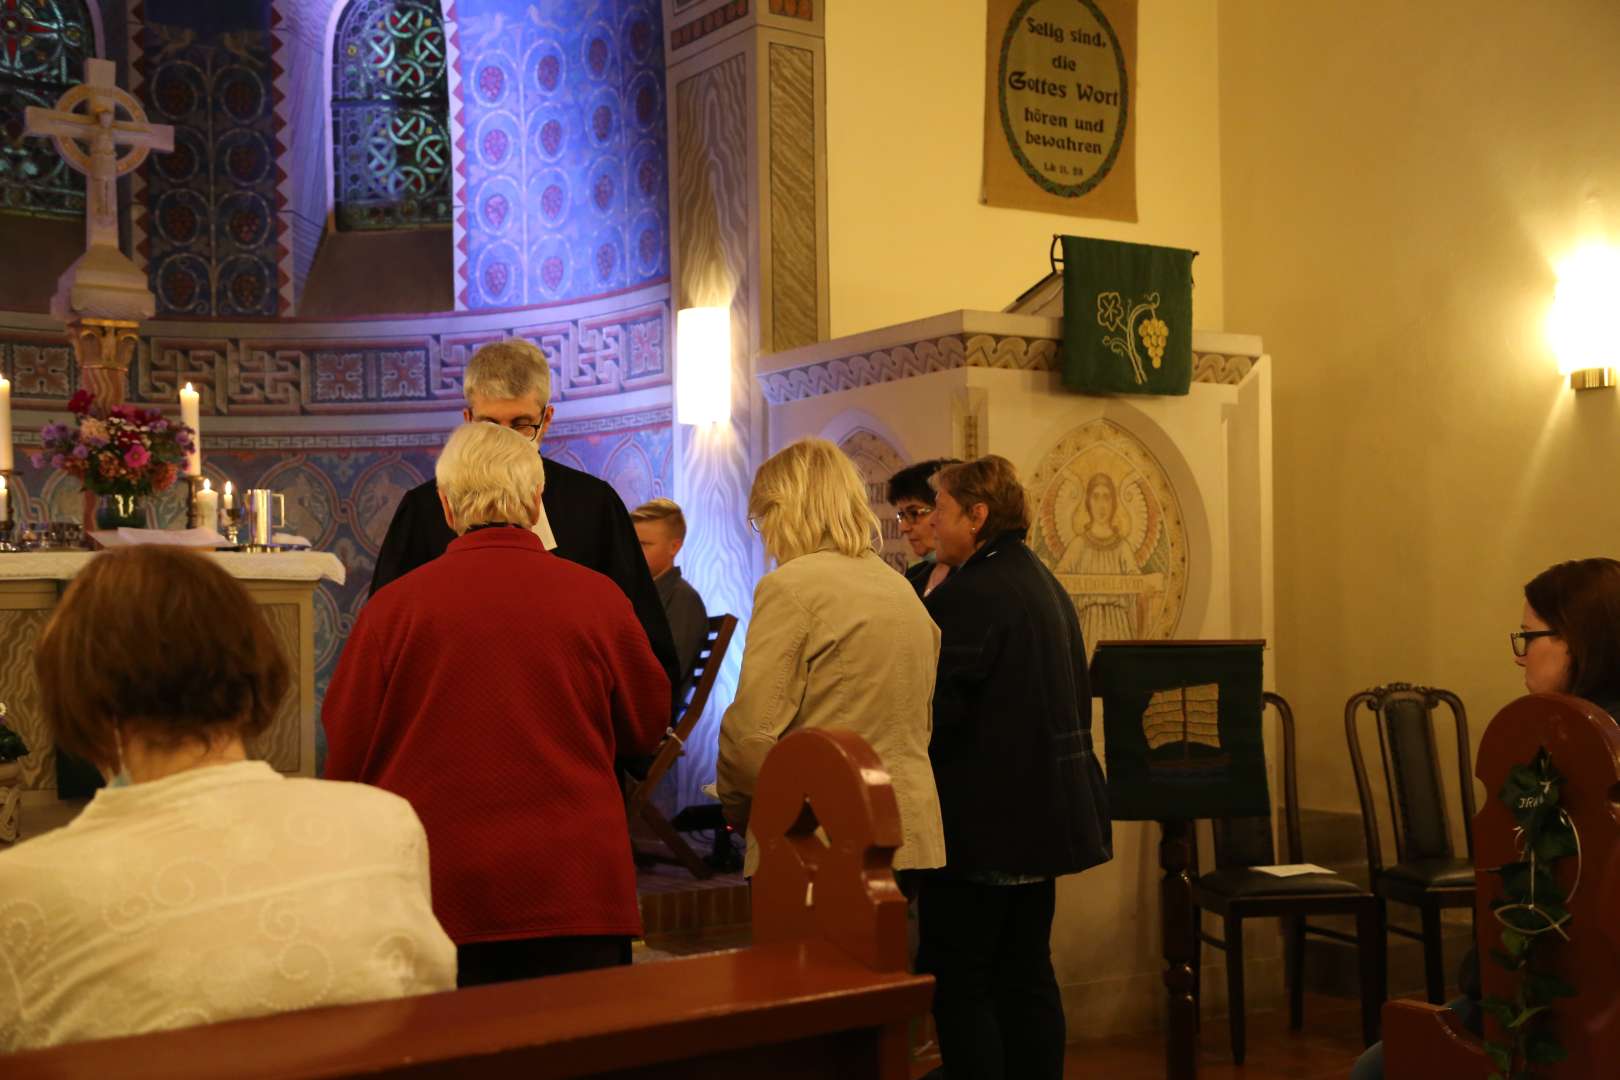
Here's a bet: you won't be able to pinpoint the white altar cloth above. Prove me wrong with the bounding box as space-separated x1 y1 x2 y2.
0 550 346 586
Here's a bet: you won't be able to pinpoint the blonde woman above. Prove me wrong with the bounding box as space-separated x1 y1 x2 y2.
717 438 945 879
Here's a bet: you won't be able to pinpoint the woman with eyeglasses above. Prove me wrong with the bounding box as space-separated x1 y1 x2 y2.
886 457 961 598
1351 556 1620 1080
716 438 945 881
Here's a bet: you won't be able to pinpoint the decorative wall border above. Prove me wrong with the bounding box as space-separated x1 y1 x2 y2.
126 0 150 276
758 334 1261 404
0 288 671 414
767 0 812 18
269 6 297 314
446 0 470 311
671 0 748 51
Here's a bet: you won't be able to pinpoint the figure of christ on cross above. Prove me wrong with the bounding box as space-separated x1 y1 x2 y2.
23 57 173 321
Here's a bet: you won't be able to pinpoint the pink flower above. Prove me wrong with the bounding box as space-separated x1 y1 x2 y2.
123 444 150 469
67 390 94 415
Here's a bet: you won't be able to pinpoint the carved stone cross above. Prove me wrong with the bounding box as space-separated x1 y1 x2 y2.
25 57 172 255
23 58 175 403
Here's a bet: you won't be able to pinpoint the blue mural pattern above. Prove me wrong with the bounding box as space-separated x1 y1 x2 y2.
140 16 283 316
456 0 668 308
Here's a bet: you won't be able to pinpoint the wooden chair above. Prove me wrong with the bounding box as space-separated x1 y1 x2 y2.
626 613 738 879
1345 683 1476 1003
4 728 932 1078
1192 691 1384 1065
1383 693 1620 1079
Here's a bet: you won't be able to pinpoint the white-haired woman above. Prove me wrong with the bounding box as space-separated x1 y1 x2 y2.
717 437 945 879
325 422 670 988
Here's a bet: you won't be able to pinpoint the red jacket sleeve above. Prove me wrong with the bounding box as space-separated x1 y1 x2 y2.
321 604 389 781
606 596 672 758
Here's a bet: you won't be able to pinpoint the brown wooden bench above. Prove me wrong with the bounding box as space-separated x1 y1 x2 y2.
4 728 930 1078
1383 692 1620 1079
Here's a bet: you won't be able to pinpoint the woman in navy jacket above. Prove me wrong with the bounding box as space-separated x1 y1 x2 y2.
919 455 1112 1080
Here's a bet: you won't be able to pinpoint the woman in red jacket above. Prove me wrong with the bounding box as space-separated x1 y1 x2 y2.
324 422 670 987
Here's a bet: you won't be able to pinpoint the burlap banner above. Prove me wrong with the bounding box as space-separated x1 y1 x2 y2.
982 0 1138 222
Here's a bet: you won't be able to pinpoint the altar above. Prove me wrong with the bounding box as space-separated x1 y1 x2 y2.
0 550 344 808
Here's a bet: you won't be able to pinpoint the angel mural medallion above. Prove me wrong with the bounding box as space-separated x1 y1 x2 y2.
1027 418 1189 655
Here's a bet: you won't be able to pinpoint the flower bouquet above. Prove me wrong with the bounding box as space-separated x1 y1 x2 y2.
34 390 196 529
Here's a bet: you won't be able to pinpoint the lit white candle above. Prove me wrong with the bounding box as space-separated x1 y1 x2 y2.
179 382 201 476
0 475 9 522
0 376 13 472
196 477 218 532
222 480 233 513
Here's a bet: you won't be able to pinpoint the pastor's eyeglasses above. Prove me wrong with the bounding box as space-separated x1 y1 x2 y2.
1509 630 1556 657
477 417 542 442
895 506 934 525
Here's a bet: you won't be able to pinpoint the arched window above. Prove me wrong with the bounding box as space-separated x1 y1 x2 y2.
331 0 452 231
0 0 94 217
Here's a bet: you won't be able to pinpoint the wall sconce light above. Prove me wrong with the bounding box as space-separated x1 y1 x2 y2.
675 306 731 425
1548 245 1620 390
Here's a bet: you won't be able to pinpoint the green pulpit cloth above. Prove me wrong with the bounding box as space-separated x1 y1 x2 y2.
1060 235 1196 395
1091 641 1268 820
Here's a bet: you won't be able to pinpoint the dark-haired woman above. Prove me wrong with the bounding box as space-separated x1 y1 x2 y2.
917 454 1112 1080
1351 556 1620 1079
0 547 454 1052
886 457 960 598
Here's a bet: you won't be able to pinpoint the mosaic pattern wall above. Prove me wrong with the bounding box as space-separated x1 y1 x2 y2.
6 414 672 767
136 9 286 317
454 0 668 308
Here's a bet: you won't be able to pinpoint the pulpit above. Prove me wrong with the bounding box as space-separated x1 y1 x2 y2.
0 551 342 820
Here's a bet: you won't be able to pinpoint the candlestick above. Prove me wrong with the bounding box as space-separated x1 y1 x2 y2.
183 474 207 530
220 480 239 545
222 480 233 513
0 377 12 472
0 474 10 529
180 382 201 477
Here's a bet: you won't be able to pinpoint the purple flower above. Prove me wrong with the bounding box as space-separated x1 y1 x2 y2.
50 453 66 468
40 422 63 442
88 435 108 448
124 444 151 469
150 418 169 432
175 431 194 449
71 444 90 460
29 452 45 469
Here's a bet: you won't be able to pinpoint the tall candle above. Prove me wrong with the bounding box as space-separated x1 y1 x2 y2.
196 478 218 532
222 480 233 513
0 376 13 472
179 382 201 476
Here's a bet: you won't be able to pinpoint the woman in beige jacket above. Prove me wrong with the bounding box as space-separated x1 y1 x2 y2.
717 437 946 877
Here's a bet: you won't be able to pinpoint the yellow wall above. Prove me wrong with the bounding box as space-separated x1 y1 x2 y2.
1219 0 1620 812
824 0 1225 337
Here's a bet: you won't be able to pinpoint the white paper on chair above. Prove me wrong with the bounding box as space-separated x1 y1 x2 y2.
1254 863 1334 877
93 527 229 548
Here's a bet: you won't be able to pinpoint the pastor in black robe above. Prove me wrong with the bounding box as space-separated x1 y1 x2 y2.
369 457 682 693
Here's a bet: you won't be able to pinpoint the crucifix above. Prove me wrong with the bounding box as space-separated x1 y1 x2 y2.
23 57 174 405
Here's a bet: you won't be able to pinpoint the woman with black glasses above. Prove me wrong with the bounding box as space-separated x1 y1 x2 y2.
886 457 961 598
1353 556 1620 1080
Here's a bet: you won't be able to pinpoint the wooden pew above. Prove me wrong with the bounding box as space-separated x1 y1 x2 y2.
5 728 931 1079
1383 692 1620 1079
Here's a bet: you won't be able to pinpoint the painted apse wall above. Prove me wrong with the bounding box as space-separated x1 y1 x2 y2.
0 0 674 769
1219 0 1620 818
822 0 1225 337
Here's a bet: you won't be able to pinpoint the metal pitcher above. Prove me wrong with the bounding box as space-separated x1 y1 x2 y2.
242 489 285 551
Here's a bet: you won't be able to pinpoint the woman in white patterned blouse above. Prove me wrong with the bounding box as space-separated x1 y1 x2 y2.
0 546 455 1052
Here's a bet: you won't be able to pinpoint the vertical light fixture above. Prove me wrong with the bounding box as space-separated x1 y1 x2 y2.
676 305 732 424
1547 245 1620 390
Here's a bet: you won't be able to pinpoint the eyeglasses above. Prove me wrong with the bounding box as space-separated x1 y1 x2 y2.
747 515 762 535
477 417 543 442
1509 630 1556 657
895 506 934 525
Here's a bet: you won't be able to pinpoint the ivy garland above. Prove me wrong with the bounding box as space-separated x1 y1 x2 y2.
1481 747 1578 1080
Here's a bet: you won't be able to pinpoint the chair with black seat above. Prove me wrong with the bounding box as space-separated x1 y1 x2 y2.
1344 682 1475 1005
1192 691 1384 1066
625 613 738 879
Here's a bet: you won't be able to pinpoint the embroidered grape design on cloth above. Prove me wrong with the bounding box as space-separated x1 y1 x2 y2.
1138 317 1169 368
